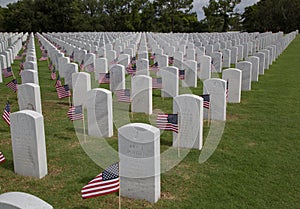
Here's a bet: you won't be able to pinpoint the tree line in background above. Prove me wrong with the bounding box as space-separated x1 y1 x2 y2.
0 0 299 33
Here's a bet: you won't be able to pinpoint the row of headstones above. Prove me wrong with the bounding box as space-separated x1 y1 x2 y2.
0 32 25 83
10 31 297 205
119 30 299 203
0 33 53 208
1 31 297 208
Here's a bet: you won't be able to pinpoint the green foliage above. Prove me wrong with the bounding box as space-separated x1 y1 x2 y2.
202 0 241 32
242 0 300 33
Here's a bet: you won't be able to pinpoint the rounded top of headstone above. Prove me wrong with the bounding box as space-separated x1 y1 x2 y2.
11 110 43 119
118 123 160 143
0 192 53 209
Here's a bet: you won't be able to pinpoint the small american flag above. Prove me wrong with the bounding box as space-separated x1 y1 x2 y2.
81 162 119 199
6 79 18 92
99 73 110 84
126 63 136 76
2 67 13 78
55 75 62 88
51 69 56 80
152 77 162 89
156 113 178 133
200 94 210 109
56 84 71 99
2 101 10 126
115 89 131 103
85 63 95 72
0 151 5 163
179 69 185 80
67 105 83 121
150 62 159 72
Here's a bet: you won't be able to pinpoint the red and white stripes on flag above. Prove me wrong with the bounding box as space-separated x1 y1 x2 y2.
226 80 229 101
0 152 5 163
2 102 10 126
200 94 210 109
67 105 83 121
6 79 18 92
156 113 178 133
115 89 131 103
2 67 13 78
56 85 71 99
152 77 162 89
51 71 56 80
81 162 119 199
98 73 110 84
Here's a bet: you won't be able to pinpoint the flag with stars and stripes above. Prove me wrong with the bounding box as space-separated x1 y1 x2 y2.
149 62 159 72
81 162 119 199
0 152 5 163
56 84 71 99
99 73 110 84
152 77 162 89
51 69 56 80
2 101 10 126
2 67 13 78
6 79 18 92
67 105 83 121
200 94 210 109
115 89 131 103
156 113 178 133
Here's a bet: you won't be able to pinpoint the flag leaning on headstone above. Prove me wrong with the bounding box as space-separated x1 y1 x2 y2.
6 79 18 92
81 162 120 199
56 84 71 99
156 113 178 133
152 77 162 89
2 67 13 78
2 101 10 126
98 73 110 84
67 105 83 121
115 89 131 103
200 94 210 109
0 152 5 163
19 61 24 75
179 69 185 80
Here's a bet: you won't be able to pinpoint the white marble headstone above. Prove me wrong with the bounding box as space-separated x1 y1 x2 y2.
10 110 47 178
85 88 113 137
18 83 42 114
173 94 203 149
118 123 160 203
131 75 152 114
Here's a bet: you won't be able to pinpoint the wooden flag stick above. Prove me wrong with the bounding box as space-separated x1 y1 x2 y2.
207 103 211 127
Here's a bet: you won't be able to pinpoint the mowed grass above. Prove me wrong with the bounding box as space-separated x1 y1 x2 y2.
0 35 300 209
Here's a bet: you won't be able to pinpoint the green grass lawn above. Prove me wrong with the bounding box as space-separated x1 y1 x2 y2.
0 35 299 209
